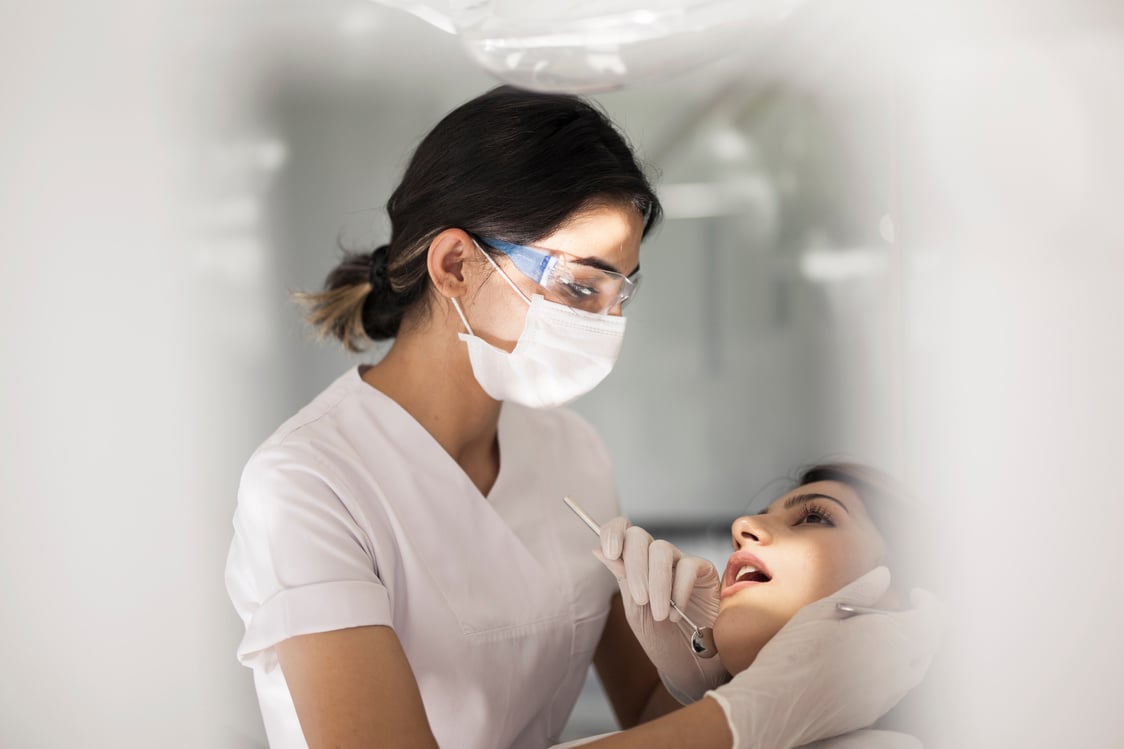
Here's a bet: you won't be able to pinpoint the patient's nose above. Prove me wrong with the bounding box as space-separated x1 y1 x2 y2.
731 515 772 548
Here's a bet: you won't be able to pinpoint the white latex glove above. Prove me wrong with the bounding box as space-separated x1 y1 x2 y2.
595 516 730 703
803 729 923 749
706 567 941 749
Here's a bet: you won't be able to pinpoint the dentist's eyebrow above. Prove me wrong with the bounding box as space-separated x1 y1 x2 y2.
758 492 851 515
572 255 639 278
573 256 622 274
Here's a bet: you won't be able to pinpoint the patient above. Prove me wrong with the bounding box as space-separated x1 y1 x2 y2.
564 462 935 748
713 462 924 676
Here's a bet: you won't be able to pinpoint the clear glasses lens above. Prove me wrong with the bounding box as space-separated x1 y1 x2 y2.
483 237 637 314
550 259 636 314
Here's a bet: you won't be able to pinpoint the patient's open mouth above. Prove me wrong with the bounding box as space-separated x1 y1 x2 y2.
733 566 771 584
722 551 773 596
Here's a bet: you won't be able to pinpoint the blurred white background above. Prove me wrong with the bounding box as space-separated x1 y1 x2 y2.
2 1 1123 746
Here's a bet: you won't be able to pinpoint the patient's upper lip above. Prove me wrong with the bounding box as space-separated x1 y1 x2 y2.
723 550 771 590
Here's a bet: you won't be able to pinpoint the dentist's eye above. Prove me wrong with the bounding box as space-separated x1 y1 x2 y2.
796 503 835 527
558 278 598 301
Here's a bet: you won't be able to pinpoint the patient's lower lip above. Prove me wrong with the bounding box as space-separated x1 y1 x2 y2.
720 579 765 600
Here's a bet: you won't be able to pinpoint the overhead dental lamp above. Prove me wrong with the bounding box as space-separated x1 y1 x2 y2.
371 0 802 92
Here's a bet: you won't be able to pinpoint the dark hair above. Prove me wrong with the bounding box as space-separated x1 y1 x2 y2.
794 462 928 594
295 85 663 352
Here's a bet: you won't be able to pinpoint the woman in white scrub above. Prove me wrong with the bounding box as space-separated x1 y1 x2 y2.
224 86 672 748
225 87 936 749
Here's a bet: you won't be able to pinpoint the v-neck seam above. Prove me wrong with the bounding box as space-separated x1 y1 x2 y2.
348 367 559 605
351 366 509 504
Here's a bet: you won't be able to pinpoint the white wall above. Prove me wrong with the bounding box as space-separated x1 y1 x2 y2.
0 2 263 746
897 27 1124 746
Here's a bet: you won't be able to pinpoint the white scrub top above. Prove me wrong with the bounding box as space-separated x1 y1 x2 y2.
225 367 620 749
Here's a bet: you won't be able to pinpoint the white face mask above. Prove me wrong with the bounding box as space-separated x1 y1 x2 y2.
450 250 627 408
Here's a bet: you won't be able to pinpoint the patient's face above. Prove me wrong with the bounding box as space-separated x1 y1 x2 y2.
713 480 888 675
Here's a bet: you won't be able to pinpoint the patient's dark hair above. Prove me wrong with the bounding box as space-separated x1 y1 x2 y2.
294 85 662 352
795 462 928 594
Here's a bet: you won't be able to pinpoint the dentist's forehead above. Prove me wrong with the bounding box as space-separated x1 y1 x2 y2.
544 204 643 263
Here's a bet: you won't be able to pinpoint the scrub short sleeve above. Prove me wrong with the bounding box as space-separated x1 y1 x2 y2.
226 445 391 671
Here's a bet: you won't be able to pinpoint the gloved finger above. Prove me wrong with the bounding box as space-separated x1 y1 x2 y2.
827 565 892 610
831 586 941 696
647 539 678 621
893 587 944 675
907 587 944 647
600 516 630 560
789 567 892 627
848 611 935 697
592 548 626 583
673 614 698 643
622 525 654 605
669 555 714 620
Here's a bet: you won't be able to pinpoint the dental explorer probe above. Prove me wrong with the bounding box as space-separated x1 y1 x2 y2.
562 496 719 659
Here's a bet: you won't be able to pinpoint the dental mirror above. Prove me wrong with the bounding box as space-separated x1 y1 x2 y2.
670 600 718 658
563 496 719 659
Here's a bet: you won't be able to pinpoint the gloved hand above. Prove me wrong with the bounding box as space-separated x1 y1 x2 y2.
706 567 941 749
594 517 730 704
803 729 923 749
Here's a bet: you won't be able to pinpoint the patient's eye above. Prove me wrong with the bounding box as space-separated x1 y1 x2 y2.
796 503 835 527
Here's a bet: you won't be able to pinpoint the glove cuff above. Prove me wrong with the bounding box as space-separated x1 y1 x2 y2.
659 671 701 705
704 691 741 749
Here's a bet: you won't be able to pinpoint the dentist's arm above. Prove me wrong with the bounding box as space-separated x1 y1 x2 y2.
277 625 440 749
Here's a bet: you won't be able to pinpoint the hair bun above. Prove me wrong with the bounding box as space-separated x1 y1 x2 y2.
368 244 390 292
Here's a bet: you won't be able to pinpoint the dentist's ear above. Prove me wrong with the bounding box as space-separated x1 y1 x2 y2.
427 229 477 299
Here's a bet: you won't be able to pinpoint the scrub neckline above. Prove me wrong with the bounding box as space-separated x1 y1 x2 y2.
352 364 510 503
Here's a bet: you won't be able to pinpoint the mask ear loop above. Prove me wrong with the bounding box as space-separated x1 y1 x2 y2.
449 297 474 336
450 239 535 336
472 239 533 305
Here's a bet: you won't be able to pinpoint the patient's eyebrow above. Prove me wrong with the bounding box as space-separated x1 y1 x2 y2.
758 492 851 515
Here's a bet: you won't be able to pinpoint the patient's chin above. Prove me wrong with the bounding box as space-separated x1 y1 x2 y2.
713 608 786 675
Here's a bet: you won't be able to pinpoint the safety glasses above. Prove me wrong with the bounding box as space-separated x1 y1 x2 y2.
475 236 640 315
